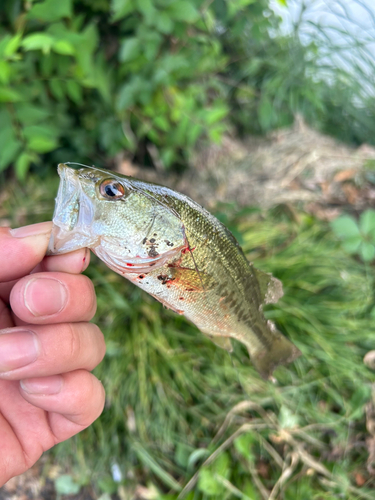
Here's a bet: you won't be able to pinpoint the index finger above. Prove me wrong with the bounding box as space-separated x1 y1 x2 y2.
0 222 52 283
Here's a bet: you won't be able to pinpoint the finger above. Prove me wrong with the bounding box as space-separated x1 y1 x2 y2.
0 223 52 283
0 280 17 305
19 370 105 442
32 248 90 274
0 378 50 486
0 299 13 329
10 272 96 325
0 323 105 379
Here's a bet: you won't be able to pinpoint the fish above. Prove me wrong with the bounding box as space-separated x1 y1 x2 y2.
47 163 301 378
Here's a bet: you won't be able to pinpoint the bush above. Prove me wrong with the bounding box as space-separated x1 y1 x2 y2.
0 0 278 178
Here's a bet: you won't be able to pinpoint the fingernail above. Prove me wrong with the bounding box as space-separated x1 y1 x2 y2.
0 330 39 372
24 278 68 317
21 375 63 395
10 221 52 238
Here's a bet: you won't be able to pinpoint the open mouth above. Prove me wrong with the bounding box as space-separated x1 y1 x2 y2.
47 165 96 255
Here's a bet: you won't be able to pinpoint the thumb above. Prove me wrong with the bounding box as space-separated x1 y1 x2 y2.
0 222 52 282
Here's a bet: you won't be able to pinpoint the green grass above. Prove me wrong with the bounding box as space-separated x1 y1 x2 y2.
2 176 375 499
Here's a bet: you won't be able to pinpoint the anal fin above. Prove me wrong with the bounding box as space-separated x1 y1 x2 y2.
201 331 233 352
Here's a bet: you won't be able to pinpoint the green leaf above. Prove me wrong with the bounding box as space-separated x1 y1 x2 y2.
198 469 222 496
360 242 375 262
215 453 230 476
15 152 36 180
52 40 76 55
187 123 203 146
167 1 199 23
15 104 51 125
0 61 11 84
22 33 55 54
28 0 73 22
279 405 299 429
54 475 81 496
0 86 22 102
347 384 371 420
111 0 136 21
233 433 255 461
49 79 65 100
208 123 226 143
137 0 157 24
117 82 136 110
204 106 228 125
4 33 22 58
144 33 162 61
119 38 141 62
175 443 193 468
227 0 257 19
360 209 375 236
331 215 360 239
27 136 58 153
66 80 83 104
0 138 22 170
342 236 361 254
155 12 174 34
153 115 170 132
198 454 229 495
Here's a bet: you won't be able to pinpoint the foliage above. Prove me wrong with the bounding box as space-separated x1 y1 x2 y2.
0 0 277 178
331 209 375 262
2 0 375 180
54 474 82 496
3 176 375 499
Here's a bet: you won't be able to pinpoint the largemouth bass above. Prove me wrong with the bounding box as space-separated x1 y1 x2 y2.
48 163 300 378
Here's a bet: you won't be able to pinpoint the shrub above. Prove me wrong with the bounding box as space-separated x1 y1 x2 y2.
0 0 276 178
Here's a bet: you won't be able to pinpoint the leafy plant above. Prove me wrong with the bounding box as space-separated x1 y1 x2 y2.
0 0 277 178
2 0 375 180
331 209 375 262
54 474 81 496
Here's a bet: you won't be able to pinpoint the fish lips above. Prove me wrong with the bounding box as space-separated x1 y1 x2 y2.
47 164 97 255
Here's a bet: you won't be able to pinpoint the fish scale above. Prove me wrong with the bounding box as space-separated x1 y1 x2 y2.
48 163 301 379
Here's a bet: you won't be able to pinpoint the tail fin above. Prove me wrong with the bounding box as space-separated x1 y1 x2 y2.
250 333 301 380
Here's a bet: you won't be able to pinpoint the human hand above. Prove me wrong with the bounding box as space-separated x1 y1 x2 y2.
0 222 106 486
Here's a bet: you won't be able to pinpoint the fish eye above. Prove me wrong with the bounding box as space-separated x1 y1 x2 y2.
99 179 126 200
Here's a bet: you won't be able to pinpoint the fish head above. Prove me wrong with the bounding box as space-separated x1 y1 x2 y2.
48 164 187 273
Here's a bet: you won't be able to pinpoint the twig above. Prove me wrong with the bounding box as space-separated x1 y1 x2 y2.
268 452 299 500
241 458 270 500
258 435 284 469
212 400 275 445
214 474 254 500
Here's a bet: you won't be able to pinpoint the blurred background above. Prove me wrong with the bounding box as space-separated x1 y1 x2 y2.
2 0 375 499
